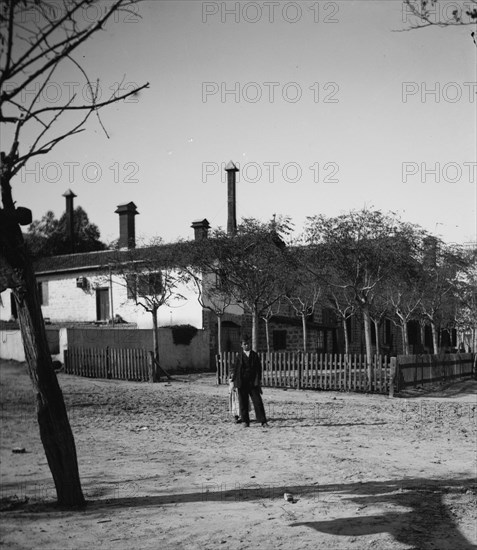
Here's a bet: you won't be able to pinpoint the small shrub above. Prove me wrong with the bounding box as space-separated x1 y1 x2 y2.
170 324 198 346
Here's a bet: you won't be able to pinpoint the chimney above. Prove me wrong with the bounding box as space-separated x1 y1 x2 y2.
225 160 239 236
191 218 210 241
115 202 138 248
62 189 77 252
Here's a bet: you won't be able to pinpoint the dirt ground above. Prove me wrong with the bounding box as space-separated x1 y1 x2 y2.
0 360 476 550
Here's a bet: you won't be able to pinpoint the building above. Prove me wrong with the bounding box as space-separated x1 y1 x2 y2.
0 200 203 330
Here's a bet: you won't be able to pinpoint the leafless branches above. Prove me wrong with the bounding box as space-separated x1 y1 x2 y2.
0 0 149 180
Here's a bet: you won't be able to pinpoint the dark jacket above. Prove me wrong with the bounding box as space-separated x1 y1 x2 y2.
230 350 262 388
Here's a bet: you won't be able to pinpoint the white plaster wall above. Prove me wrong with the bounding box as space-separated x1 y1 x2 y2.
0 327 209 370
35 271 202 328
0 290 14 322
110 275 202 328
39 272 98 322
0 329 25 361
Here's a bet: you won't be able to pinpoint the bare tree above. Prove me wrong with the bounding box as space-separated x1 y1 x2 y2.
0 0 148 507
260 299 284 354
110 241 189 381
403 0 477 27
305 209 416 389
190 218 291 352
177 238 235 358
402 0 477 45
454 246 477 351
221 218 291 351
327 287 356 355
284 251 323 353
418 238 472 353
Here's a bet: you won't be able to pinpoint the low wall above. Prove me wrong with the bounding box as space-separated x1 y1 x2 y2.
0 328 60 362
0 330 24 362
0 326 210 373
65 327 210 373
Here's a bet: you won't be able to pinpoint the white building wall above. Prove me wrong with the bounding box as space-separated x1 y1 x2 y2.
0 289 14 322
109 274 202 328
0 329 25 361
36 271 202 328
1 270 203 329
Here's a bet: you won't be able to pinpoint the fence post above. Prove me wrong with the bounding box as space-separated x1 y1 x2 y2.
106 346 111 379
389 357 397 397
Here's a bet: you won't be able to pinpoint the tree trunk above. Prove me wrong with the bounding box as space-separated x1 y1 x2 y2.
1 185 84 506
301 313 308 352
216 314 223 385
151 307 161 382
251 308 259 352
401 320 410 355
430 321 439 354
362 305 373 390
217 313 223 356
342 317 349 355
264 318 270 353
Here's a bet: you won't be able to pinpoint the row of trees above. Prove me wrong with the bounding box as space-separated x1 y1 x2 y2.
174 211 476 362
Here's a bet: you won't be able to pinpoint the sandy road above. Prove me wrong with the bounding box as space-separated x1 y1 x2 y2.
1 360 476 550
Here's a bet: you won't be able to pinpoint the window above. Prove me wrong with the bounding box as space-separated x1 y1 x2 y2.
316 330 325 350
273 330 287 350
407 320 420 346
383 319 392 346
127 272 163 300
126 274 137 300
215 268 227 290
138 272 162 296
322 308 335 326
38 281 48 306
371 321 377 345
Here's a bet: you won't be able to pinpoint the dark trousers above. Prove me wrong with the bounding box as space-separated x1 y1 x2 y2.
237 384 267 424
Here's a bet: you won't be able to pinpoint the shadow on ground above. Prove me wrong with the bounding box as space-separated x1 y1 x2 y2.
3 476 475 549
398 379 477 400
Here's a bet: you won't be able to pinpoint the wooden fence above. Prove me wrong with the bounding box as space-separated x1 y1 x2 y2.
392 353 475 394
218 352 476 395
217 352 392 394
64 346 151 381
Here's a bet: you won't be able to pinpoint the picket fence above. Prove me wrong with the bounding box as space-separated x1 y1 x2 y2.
217 352 392 394
217 351 476 395
64 346 151 381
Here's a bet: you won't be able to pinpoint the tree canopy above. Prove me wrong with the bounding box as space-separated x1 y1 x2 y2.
25 206 106 257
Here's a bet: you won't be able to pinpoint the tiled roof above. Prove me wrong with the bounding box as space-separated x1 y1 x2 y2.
33 242 190 275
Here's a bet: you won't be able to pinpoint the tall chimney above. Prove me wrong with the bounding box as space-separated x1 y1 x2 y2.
191 218 210 241
225 160 239 236
115 202 138 248
62 189 77 252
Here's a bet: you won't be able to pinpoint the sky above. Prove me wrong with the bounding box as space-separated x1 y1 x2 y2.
6 0 477 247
